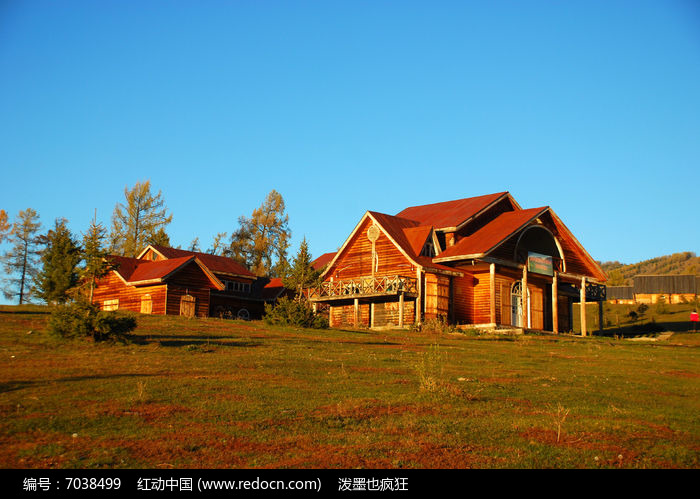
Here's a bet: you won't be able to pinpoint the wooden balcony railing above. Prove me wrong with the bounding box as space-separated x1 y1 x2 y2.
307 275 418 301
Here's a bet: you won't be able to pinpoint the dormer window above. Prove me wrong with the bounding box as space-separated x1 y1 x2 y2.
421 241 435 257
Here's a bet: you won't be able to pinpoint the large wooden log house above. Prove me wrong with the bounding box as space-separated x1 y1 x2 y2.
92 245 286 319
307 192 607 334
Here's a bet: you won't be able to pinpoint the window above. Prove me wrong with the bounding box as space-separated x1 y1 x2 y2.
225 281 251 293
103 299 119 311
421 241 435 257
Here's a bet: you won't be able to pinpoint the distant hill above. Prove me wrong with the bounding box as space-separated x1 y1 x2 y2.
598 252 699 286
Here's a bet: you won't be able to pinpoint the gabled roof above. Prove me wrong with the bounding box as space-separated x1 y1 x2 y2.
139 245 256 279
322 211 462 277
396 192 515 230
312 252 336 271
108 254 224 289
435 207 548 261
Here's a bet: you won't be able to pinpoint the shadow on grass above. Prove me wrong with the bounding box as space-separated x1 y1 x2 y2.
130 335 263 348
0 373 158 394
598 320 699 337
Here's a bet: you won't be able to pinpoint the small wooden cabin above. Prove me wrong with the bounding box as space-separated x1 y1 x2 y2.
92 245 283 319
307 192 608 334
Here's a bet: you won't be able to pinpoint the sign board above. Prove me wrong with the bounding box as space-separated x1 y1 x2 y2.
528 252 553 276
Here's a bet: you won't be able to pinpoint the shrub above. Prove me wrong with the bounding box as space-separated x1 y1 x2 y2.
263 297 328 329
411 315 462 334
48 300 136 343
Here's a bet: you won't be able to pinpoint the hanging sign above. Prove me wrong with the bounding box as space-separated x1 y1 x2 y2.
528 252 553 276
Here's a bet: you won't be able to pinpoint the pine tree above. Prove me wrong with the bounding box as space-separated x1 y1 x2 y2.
81 213 111 303
35 218 81 304
227 190 291 276
282 237 320 299
1 208 42 304
109 181 173 256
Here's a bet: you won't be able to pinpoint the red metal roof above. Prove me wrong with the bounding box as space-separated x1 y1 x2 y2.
312 252 336 271
109 255 196 283
436 207 547 260
128 256 195 282
262 277 286 300
107 254 224 289
148 245 256 278
396 192 508 229
368 212 462 275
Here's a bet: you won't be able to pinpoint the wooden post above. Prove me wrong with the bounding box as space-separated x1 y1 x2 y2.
489 263 496 325
398 292 404 327
370 303 375 329
354 298 359 328
415 267 422 325
580 277 587 336
552 272 559 334
598 301 604 334
521 265 528 329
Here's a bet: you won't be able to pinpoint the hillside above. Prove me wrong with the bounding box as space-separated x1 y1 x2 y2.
599 252 699 286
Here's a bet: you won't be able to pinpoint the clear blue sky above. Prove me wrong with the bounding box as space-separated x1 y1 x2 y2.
1 1 699 281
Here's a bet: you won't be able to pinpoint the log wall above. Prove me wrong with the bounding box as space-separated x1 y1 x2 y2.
92 272 167 314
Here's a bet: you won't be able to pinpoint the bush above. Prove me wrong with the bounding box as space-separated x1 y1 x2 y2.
48 300 136 343
263 297 328 329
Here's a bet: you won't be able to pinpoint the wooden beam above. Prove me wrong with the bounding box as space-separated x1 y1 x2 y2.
489 263 496 325
415 267 422 325
580 277 587 336
398 292 404 327
370 302 375 329
354 298 359 328
521 265 528 329
598 301 604 334
552 272 559 334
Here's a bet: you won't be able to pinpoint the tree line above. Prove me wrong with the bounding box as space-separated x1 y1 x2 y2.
1 181 320 305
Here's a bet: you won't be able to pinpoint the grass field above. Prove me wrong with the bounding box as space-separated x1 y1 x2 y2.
1 305 698 469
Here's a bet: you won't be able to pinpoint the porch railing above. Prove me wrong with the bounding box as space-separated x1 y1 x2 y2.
307 275 418 301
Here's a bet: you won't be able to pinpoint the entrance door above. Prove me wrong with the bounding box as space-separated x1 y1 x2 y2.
140 294 152 314
180 294 196 318
511 282 530 328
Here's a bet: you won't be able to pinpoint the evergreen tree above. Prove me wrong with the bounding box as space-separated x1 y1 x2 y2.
146 227 171 248
109 181 173 256
81 213 111 303
282 237 321 299
35 218 81 304
227 190 291 276
1 208 42 304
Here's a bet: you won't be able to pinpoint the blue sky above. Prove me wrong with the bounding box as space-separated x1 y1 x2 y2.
1 1 699 285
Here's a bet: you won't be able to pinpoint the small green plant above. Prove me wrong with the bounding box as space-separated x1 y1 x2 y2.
48 299 136 343
263 297 328 329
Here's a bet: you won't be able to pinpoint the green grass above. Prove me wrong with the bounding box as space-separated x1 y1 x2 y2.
572 301 700 338
0 308 698 468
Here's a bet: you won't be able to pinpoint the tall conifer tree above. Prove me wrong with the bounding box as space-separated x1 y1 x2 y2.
82 212 111 303
282 237 320 299
1 208 42 304
35 218 81 304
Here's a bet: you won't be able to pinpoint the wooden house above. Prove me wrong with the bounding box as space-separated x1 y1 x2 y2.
306 192 608 334
92 244 284 319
